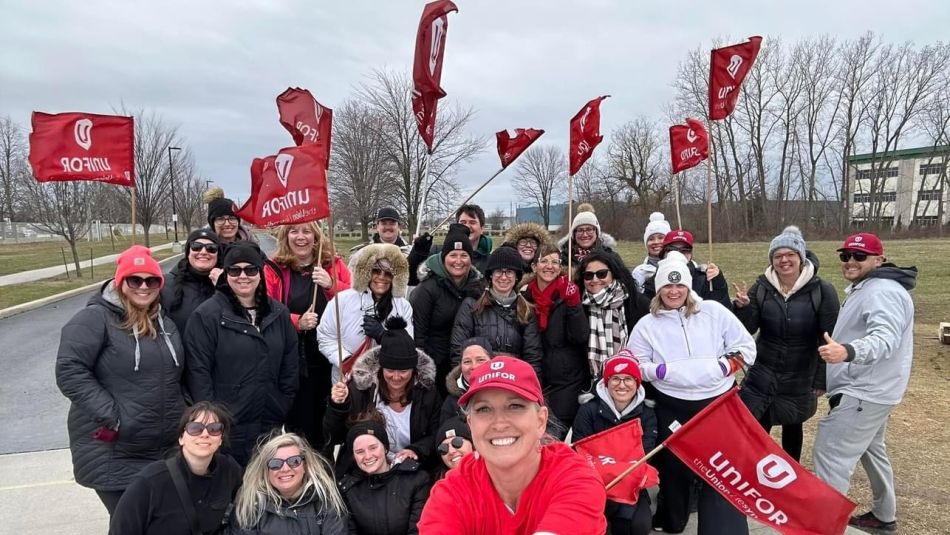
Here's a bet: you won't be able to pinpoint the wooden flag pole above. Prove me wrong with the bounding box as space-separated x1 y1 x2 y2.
414 150 434 239
328 213 344 374
605 443 666 490
567 172 575 277
430 167 506 233
310 222 326 311
131 187 137 244
673 172 683 230
705 119 715 292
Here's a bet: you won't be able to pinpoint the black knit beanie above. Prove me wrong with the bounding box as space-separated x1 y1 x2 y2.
485 246 524 280
441 223 474 262
222 241 264 269
345 419 390 455
435 416 472 445
207 197 239 228
378 316 417 370
184 228 221 253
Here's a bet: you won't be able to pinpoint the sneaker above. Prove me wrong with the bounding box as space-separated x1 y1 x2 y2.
848 511 897 533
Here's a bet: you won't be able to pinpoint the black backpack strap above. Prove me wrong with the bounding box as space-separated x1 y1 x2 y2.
810 283 822 313
755 282 767 309
165 456 202 535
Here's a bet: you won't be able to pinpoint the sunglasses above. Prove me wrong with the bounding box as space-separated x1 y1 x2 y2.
583 269 610 281
184 421 225 437
226 265 260 277
189 242 219 254
437 436 467 455
267 455 305 471
125 276 162 289
371 268 394 279
839 251 870 263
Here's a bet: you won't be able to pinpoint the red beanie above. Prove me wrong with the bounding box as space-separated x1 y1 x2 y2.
115 245 164 289
602 349 642 388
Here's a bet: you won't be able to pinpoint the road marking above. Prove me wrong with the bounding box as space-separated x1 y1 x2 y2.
0 479 76 491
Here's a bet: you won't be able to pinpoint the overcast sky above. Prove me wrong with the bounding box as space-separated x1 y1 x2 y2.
2 0 947 214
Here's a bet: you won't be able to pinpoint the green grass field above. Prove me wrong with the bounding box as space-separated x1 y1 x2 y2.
0 234 171 276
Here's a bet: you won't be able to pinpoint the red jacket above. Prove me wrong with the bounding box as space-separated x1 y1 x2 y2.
263 255 351 329
418 441 607 535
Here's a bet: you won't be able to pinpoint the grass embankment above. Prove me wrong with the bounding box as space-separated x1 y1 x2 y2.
0 234 172 276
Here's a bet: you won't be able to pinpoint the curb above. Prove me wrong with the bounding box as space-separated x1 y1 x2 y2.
0 254 182 320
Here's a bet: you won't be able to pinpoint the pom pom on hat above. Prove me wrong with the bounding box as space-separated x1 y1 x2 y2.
643 212 672 246
378 316 418 370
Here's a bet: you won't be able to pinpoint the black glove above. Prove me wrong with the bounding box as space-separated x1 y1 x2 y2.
362 315 385 342
412 232 433 254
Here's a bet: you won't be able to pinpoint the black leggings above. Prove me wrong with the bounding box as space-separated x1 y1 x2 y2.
757 413 804 462
95 489 124 516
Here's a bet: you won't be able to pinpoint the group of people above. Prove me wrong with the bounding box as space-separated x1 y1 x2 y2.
54 191 917 535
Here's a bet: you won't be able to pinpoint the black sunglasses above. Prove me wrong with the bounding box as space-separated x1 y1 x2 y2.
226 265 260 277
267 455 305 471
437 436 467 455
583 268 611 281
839 251 869 263
189 242 219 254
184 421 225 437
125 275 162 289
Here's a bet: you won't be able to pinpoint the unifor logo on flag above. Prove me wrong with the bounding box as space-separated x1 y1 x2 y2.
235 143 330 228
669 118 709 174
496 128 544 168
569 95 609 176
276 87 333 169
708 36 762 120
662 389 856 535
29 111 135 187
412 0 458 150
573 418 659 506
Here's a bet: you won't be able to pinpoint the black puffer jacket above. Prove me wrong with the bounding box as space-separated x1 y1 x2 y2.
439 365 465 424
323 346 442 478
642 259 731 310
736 259 839 425
184 291 299 465
56 281 186 491
572 381 655 451
225 486 348 535
160 260 217 335
449 296 543 379
338 459 431 535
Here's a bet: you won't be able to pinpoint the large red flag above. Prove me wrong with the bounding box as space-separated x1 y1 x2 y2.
569 95 609 176
669 118 709 174
573 418 660 506
496 128 544 168
235 143 330 228
412 0 458 151
276 87 333 168
28 112 135 187
663 389 855 535
709 36 762 120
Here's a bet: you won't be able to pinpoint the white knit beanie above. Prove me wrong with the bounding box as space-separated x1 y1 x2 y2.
570 203 601 237
643 212 672 245
768 225 807 262
655 251 692 292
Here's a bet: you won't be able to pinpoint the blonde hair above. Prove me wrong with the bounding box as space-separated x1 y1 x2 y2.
117 291 159 338
272 222 335 271
234 432 346 529
649 291 700 318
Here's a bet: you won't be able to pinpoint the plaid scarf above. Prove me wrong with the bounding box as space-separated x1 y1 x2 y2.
582 280 628 377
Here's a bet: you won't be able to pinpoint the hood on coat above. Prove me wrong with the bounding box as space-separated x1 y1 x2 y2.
351 243 409 298
593 378 645 420
351 344 437 392
417 252 484 285
91 280 180 372
865 264 918 291
445 365 464 397
504 222 555 251
556 231 617 250
475 234 493 257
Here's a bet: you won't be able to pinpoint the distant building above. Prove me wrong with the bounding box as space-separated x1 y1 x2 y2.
515 203 568 231
848 145 949 227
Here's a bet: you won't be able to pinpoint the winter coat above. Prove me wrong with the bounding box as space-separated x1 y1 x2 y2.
572 380 655 451
449 296 544 379
323 346 442 478
56 281 186 491
642 259 731 310
409 254 484 367
184 291 299 465
471 234 493 274
160 259 218 335
338 459 431 535
503 222 555 272
736 258 839 425
439 366 465 424
557 231 624 267
263 255 351 329
109 452 242 535
225 486 348 535
631 256 660 294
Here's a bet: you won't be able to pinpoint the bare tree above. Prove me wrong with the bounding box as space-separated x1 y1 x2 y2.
487 207 506 230
22 181 93 276
0 116 28 221
605 118 670 215
512 145 566 228
172 152 207 232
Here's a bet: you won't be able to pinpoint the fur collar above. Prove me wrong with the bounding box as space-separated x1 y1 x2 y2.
351 344 437 392
351 243 409 298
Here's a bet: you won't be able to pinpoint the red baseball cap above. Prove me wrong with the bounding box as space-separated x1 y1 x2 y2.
458 356 544 407
837 232 884 256
662 230 694 249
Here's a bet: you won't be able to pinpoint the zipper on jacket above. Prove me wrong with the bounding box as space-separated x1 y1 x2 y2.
677 310 692 356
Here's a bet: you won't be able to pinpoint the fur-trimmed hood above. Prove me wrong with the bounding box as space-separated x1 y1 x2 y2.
445 364 464 397
557 231 617 250
504 222 555 250
351 243 409 298
350 344 437 392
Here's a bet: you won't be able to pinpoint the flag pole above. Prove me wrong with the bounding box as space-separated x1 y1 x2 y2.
311 220 326 311
705 117 714 292
567 172 575 276
131 186 137 244
414 150 434 238
605 443 666 490
328 212 344 374
430 166 505 233
673 172 683 230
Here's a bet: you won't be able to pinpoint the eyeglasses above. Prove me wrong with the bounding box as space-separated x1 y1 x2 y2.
267 455 305 471
583 269 610 281
608 376 637 387
492 269 517 279
516 239 538 249
839 251 870 263
184 422 225 436
371 268 394 279
189 242 219 254
226 265 260 277
536 257 561 266
125 276 162 289
214 216 239 224
575 226 597 236
437 436 467 455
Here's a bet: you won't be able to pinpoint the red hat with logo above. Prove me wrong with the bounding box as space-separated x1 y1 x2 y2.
458 356 544 407
837 232 884 256
114 245 164 289
661 229 694 249
602 349 642 389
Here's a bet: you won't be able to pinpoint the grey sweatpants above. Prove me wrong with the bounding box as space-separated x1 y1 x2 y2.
813 394 897 522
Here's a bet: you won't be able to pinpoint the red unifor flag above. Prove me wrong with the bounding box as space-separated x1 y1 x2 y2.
412 0 458 151
573 418 660 506
669 118 709 174
708 36 763 121
569 95 609 176
276 87 333 168
28 112 135 187
235 143 330 228
496 128 544 168
663 389 855 535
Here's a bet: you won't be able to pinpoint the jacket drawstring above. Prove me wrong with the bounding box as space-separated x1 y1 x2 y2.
157 314 180 367
132 325 142 372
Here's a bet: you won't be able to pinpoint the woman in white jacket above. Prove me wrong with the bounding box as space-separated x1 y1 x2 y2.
626 251 755 535
318 244 413 384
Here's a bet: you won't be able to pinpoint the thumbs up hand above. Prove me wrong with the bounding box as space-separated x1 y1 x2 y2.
819 332 849 363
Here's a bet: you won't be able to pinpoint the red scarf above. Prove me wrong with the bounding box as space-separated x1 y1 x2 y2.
528 275 566 331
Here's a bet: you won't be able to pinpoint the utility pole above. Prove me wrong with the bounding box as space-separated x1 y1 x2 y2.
167 146 182 243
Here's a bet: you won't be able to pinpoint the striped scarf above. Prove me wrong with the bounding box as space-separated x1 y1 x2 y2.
582 280 628 377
